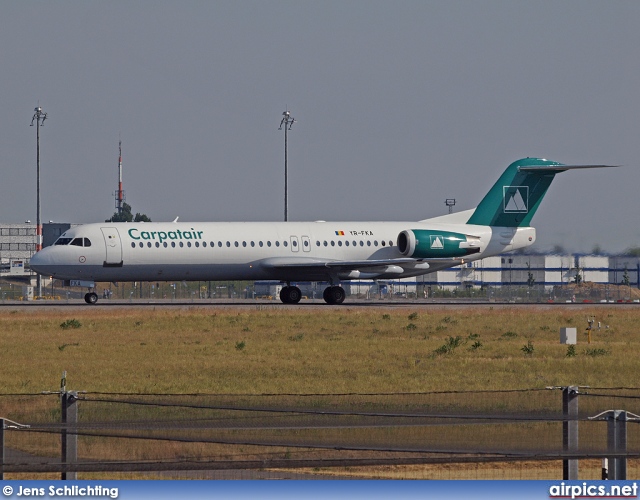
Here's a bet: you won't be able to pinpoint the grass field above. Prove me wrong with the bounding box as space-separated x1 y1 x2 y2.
0 305 638 394
1 304 638 479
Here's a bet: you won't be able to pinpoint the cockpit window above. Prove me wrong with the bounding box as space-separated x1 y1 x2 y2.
61 237 92 247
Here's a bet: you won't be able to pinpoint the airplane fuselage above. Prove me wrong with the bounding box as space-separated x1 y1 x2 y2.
31 220 535 283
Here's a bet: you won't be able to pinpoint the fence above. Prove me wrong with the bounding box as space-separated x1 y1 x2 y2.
1 275 639 304
2 387 640 479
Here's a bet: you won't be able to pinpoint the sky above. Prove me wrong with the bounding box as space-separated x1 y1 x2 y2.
1 1 638 253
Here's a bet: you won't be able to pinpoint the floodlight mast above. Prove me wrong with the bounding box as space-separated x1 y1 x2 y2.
279 110 295 222
445 198 456 214
30 105 47 299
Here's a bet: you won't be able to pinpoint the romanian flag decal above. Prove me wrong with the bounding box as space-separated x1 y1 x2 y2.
335 230 345 236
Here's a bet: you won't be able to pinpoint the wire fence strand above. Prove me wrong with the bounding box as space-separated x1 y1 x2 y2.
4 388 640 478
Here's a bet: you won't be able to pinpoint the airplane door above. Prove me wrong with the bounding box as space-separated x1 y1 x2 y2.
290 236 299 253
302 236 311 253
101 227 123 266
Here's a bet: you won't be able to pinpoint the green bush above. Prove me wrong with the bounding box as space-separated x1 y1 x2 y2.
435 336 464 355
585 348 608 357
470 341 483 351
521 341 534 356
60 319 81 330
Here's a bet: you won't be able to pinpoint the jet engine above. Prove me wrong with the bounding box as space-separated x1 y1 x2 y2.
397 229 481 258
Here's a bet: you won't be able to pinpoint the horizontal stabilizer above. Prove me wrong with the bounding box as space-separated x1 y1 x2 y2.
467 158 618 228
518 164 619 172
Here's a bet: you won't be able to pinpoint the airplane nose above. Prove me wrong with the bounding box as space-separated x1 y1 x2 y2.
29 248 51 274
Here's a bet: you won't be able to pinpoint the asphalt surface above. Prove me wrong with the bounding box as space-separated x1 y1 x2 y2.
1 298 639 310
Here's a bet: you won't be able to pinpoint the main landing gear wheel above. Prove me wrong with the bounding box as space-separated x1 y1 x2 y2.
323 286 345 305
84 292 98 305
279 286 302 304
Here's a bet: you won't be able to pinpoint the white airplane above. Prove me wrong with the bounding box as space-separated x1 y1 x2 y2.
30 158 614 305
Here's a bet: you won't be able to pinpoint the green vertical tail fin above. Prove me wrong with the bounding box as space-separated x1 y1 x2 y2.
466 158 614 227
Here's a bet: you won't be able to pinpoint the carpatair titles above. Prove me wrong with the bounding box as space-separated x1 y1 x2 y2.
128 228 204 244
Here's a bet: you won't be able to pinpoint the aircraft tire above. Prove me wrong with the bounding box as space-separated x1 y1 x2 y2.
280 286 302 304
323 286 345 305
288 286 302 304
331 286 346 304
84 292 98 305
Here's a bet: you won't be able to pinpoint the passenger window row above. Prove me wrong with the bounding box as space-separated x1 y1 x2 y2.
131 240 290 249
316 240 393 248
130 239 394 249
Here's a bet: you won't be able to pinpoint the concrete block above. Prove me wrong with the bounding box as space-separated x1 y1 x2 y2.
560 327 577 345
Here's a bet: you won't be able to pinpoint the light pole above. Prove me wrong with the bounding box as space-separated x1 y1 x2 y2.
279 110 295 221
30 105 47 299
445 198 456 214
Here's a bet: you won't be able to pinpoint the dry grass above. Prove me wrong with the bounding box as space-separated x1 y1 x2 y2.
0 306 638 394
290 459 640 480
1 305 639 479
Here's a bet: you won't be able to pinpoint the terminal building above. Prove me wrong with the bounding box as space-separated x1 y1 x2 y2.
0 223 71 275
420 254 617 290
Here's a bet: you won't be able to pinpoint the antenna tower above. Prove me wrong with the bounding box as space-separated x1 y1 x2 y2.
115 140 125 213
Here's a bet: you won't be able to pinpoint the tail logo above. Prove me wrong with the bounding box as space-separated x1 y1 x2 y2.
503 186 529 213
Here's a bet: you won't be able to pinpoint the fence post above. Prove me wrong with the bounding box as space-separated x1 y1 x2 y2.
562 386 579 480
607 410 627 480
60 370 78 481
589 410 640 480
1 418 4 480
0 418 30 479
61 390 78 480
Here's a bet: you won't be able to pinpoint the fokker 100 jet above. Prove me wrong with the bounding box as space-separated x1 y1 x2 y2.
30 158 614 305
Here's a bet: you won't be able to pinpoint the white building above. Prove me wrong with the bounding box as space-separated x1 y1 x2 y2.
0 224 36 273
0 223 71 275
609 255 640 286
577 255 609 284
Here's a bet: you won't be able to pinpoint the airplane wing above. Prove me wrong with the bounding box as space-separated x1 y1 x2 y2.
258 256 462 280
261 257 414 267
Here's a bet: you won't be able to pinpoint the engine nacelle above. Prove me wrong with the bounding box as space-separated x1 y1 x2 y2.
397 229 480 258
